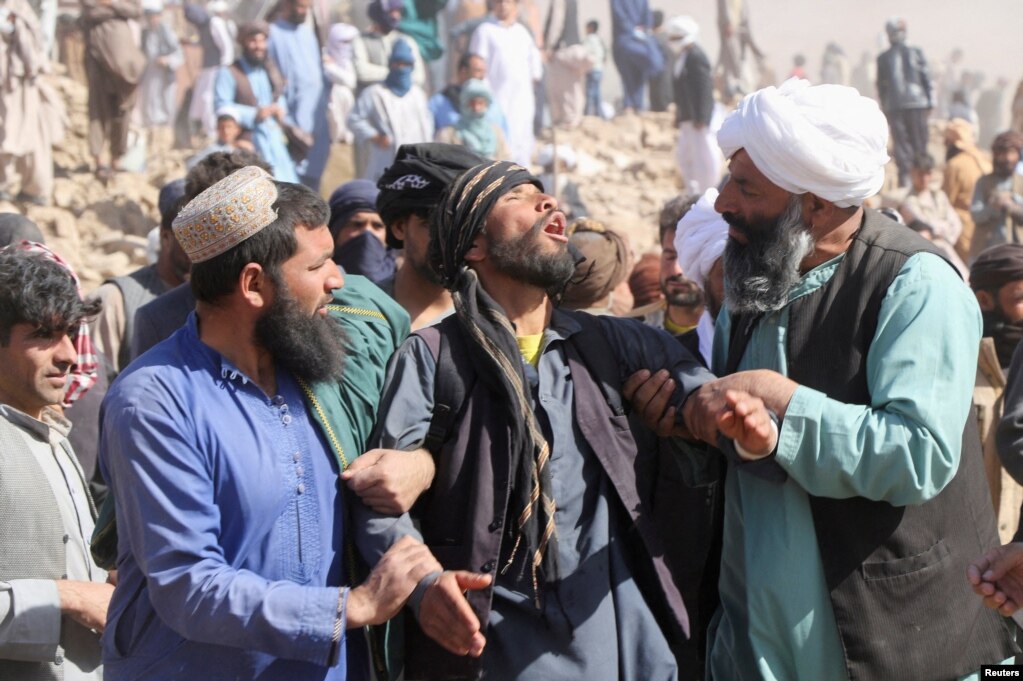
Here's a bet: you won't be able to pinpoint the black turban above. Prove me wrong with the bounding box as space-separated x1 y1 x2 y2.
430 160 542 290
376 143 486 249
971 244 1023 292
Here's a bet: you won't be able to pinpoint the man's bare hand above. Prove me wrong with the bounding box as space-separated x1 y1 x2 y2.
341 448 436 515
967 543 1023 616
682 370 798 445
347 536 443 628
623 369 687 437
372 133 391 148
417 571 491 657
56 580 114 632
717 389 778 458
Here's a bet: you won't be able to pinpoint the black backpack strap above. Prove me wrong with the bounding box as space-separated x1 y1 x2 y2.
417 319 474 454
563 311 626 417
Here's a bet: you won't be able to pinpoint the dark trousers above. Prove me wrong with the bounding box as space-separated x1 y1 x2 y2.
887 107 929 187
585 70 603 117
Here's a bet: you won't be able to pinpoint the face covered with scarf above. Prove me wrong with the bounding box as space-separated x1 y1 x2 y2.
715 78 889 314
384 38 415 97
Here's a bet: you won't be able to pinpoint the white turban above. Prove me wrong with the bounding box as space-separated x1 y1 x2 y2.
717 78 890 207
666 16 698 47
674 188 727 290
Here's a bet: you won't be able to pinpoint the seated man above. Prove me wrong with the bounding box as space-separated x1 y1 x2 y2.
0 247 110 679
98 168 450 679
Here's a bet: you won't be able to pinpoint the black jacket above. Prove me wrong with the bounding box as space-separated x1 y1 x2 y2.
876 42 932 112
672 44 714 126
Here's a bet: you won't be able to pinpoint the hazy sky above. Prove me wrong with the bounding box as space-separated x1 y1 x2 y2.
593 0 1023 94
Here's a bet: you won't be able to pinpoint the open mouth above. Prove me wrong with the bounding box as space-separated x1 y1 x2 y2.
543 212 569 242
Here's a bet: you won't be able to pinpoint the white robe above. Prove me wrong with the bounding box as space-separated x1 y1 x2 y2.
348 83 434 182
469 18 542 166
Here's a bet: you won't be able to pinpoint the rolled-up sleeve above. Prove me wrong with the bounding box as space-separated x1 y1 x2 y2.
774 252 981 506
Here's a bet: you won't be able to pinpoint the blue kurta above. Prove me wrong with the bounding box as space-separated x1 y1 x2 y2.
99 314 362 680
268 19 330 190
708 252 993 680
213 58 299 183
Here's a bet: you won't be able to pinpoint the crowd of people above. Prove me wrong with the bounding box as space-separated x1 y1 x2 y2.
6 1 1023 680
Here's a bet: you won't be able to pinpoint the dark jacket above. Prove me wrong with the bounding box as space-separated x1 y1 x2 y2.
876 42 932 112
673 44 714 126
404 312 699 679
726 210 1017 680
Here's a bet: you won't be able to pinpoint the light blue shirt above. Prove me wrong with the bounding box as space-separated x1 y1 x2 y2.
99 313 361 680
708 252 989 680
214 58 299 183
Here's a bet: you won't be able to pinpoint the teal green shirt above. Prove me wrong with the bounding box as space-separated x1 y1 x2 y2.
709 252 985 680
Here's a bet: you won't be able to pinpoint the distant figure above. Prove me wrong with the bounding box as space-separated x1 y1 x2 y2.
789 53 806 80
647 10 672 113
80 0 146 180
715 0 763 99
898 153 968 277
850 50 875 98
138 0 183 150
977 77 1010 149
324 23 358 144
186 106 254 170
214 21 298 182
668 16 720 194
353 0 426 91
184 0 235 139
944 118 993 260
936 47 965 119
537 143 587 219
610 0 662 114
819 42 849 86
970 131 1023 261
469 0 542 165
543 0 590 129
348 39 433 182
876 17 933 187
583 19 606 117
0 0 64 205
1012 77 1023 134
435 78 509 160
268 0 330 191
429 52 488 130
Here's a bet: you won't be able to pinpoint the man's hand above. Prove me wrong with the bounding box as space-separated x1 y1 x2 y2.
372 133 391 148
967 543 1023 616
347 536 443 628
717 389 778 458
341 448 436 515
622 369 688 438
682 370 798 445
56 580 114 632
256 104 276 122
417 571 491 657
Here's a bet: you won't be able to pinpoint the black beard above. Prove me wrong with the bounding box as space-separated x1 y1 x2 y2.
722 197 814 314
487 212 576 294
254 281 347 384
662 276 704 307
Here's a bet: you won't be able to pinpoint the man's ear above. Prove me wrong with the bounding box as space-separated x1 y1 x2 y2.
238 263 271 310
463 233 487 263
391 216 409 242
975 289 996 313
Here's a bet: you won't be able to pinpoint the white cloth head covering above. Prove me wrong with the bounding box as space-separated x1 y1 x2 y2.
328 23 359 64
673 188 727 290
717 78 890 207
208 0 229 12
141 0 164 14
666 15 698 47
215 105 241 121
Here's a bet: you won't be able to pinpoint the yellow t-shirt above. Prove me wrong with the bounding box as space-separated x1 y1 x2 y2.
664 316 695 336
516 333 544 368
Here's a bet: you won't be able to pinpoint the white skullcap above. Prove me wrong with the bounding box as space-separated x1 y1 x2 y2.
674 188 727 290
537 144 577 170
215 104 241 121
208 0 229 12
666 15 698 47
141 0 164 13
717 78 890 207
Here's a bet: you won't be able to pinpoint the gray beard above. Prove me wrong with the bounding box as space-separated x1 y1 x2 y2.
723 197 814 315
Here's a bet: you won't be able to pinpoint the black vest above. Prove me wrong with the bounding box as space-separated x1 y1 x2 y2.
727 210 1017 679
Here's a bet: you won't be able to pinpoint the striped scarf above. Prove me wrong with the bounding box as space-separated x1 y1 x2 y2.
431 161 558 605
